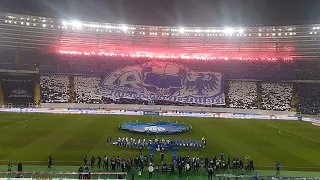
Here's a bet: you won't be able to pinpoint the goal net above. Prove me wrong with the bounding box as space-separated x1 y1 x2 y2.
0 171 127 180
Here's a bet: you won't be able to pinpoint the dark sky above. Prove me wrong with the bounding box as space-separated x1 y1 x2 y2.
0 0 320 26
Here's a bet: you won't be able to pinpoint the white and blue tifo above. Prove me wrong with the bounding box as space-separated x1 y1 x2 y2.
120 121 191 135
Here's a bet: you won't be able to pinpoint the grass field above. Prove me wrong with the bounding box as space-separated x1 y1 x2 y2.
0 113 319 171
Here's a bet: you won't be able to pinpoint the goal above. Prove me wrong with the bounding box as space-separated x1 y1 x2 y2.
0 171 127 180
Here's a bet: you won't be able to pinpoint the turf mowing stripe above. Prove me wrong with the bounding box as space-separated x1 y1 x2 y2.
266 124 320 144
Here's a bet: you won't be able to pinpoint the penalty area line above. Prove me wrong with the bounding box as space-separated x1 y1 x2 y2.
0 117 35 130
266 124 320 144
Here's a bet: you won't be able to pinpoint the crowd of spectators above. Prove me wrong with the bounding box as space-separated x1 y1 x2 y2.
227 81 258 109
39 74 320 115
296 83 320 115
40 75 70 103
74 76 104 104
261 83 293 111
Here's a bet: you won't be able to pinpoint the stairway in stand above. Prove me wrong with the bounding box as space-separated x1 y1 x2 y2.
0 80 4 106
290 83 298 112
69 75 75 103
34 75 41 105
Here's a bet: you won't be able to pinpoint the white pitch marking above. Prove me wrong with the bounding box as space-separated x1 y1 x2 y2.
0 123 27 131
266 124 320 144
0 117 35 130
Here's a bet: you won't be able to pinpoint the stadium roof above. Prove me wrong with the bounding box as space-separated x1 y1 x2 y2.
1 0 320 27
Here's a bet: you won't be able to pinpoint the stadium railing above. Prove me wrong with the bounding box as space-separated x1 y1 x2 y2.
216 174 320 180
0 171 127 180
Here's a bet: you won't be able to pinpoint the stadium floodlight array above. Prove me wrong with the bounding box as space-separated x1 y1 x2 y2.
57 50 293 61
0 171 127 180
4 12 315 38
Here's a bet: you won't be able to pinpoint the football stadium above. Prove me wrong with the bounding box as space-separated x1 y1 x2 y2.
0 6 320 180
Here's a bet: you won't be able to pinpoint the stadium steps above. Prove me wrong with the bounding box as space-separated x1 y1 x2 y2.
0 80 3 105
34 75 41 105
257 82 262 109
290 83 298 112
69 75 75 103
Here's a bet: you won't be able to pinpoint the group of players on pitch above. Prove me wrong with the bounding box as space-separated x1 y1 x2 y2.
115 137 207 149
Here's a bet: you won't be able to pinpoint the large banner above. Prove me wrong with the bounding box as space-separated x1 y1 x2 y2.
1 76 34 104
97 61 225 105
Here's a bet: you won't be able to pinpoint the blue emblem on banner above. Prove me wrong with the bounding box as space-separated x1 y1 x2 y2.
97 62 225 105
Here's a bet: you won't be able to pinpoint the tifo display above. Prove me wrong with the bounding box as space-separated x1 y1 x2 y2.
120 121 191 134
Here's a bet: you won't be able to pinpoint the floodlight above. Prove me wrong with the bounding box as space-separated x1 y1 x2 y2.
238 28 244 33
223 28 235 34
70 21 83 28
42 24 46 27
178 28 185 34
62 21 68 26
121 25 128 31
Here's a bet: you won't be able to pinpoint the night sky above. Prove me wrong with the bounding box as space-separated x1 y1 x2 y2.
0 0 319 26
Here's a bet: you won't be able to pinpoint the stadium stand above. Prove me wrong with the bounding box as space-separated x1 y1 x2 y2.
297 83 320 115
227 81 258 109
261 83 293 111
74 76 103 104
40 75 70 103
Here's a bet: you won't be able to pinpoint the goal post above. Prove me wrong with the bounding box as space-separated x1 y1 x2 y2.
0 171 127 180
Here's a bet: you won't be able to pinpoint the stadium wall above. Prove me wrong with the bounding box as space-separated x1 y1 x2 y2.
40 103 296 116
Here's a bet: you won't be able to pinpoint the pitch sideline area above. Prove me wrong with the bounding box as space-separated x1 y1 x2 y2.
0 165 320 179
0 112 320 172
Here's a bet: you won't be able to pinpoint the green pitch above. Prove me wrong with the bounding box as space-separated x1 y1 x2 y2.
0 113 320 171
